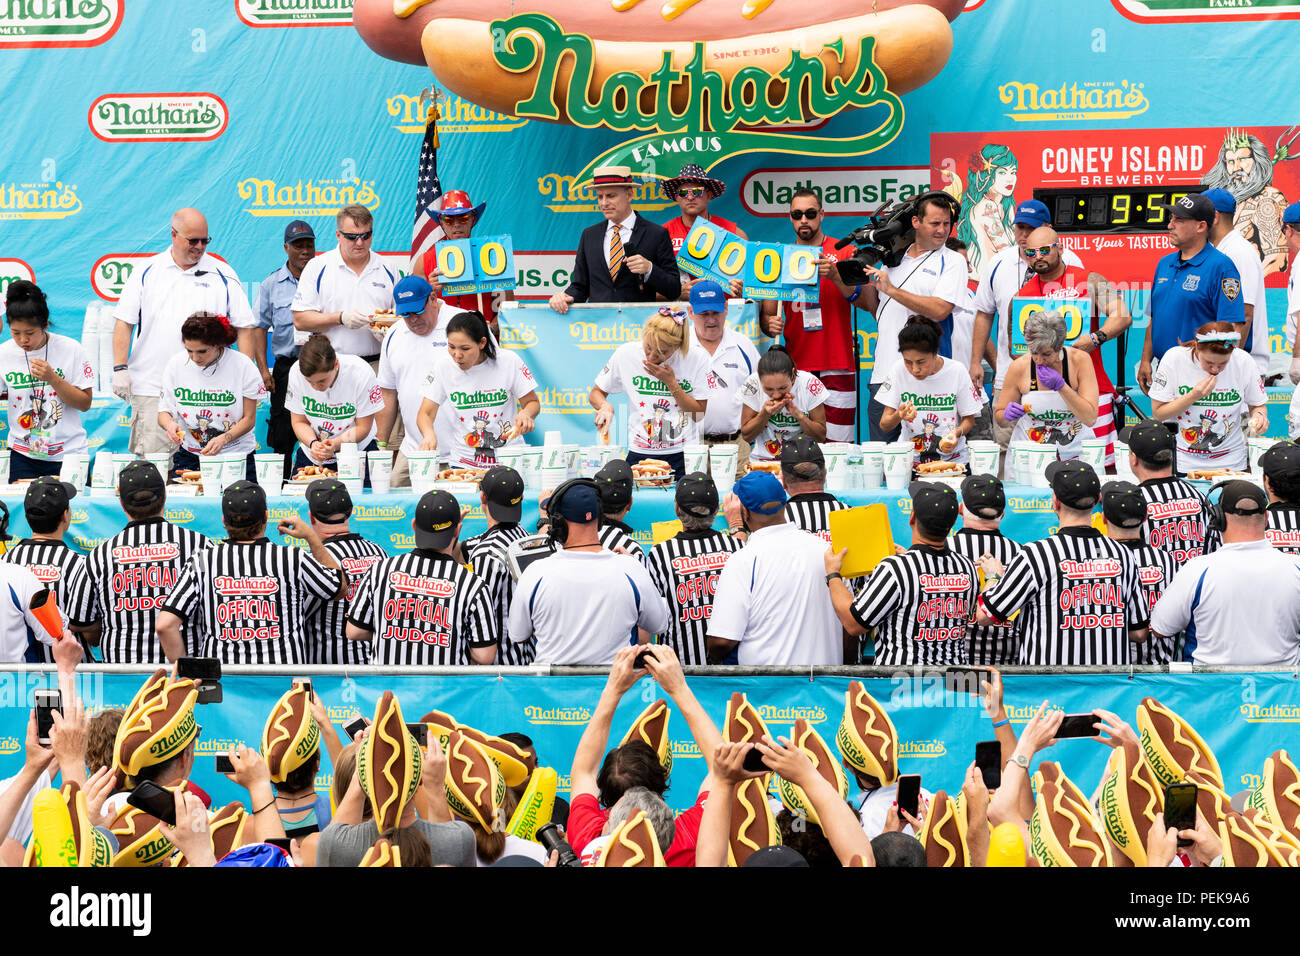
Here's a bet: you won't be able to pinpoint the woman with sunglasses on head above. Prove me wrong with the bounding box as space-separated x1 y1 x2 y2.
1149 321 1266 474
590 308 713 480
0 281 94 479
412 190 513 340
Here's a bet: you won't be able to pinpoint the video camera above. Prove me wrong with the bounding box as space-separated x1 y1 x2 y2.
834 190 961 286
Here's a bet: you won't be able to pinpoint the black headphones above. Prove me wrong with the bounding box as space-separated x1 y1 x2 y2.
545 478 601 546
1204 478 1266 533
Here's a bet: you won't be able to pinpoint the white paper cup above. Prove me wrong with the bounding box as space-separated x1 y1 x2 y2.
967 440 999 477
861 442 885 489
144 452 170 480
1249 436 1277 474
597 446 624 468
516 448 544 489
495 446 523 471
342 478 363 499
254 453 284 487
59 453 90 489
218 453 247 489
710 445 738 495
367 450 393 494
112 453 134 486
823 443 854 492
563 445 582 477
544 430 563 446
539 465 568 492
882 442 913 490
91 451 115 487
1078 437 1107 470
540 444 568 471
199 456 223 496
1008 441 1036 485
579 446 604 478
683 443 710 476
407 450 442 485
1026 446 1058 488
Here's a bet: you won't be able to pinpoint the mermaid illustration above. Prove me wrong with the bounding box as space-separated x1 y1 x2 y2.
955 144 1019 280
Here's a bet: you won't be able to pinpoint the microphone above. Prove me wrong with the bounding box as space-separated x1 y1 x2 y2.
623 239 644 292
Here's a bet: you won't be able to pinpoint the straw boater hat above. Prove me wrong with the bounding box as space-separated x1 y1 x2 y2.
357 691 423 833
775 718 849 826
836 680 899 786
661 162 726 202
723 692 770 744
1028 762 1113 867
1097 739 1164 866
919 790 970 867
262 685 320 784
1135 697 1223 791
728 777 780 867
444 729 506 832
596 809 666 867
360 837 402 868
618 698 673 776
113 669 199 784
590 165 639 188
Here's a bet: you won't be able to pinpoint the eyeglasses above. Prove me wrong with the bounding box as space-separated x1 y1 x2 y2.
440 214 473 225
176 234 211 247
789 208 820 220
1023 243 1059 258
678 187 707 199
339 230 373 242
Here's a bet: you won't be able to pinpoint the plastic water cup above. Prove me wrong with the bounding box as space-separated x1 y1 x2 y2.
823 443 854 492
968 440 1000 477
199 456 224 496
368 450 392 494
710 445 738 495
1249 436 1277 474
683 444 709 476
1026 446 1058 488
881 442 913 490
861 442 885 489
255 453 284 487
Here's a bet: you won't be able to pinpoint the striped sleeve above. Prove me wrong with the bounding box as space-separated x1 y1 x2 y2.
850 559 902 630
982 545 1039 622
464 579 497 650
298 551 344 602
1121 548 1150 629
162 558 201 624
346 562 380 632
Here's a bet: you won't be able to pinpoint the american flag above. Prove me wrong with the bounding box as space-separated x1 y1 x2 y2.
409 94 443 269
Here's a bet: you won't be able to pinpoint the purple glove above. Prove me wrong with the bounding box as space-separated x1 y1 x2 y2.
1003 402 1027 423
1035 364 1066 391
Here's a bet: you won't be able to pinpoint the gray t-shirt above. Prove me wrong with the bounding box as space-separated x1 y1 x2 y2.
315 818 476 867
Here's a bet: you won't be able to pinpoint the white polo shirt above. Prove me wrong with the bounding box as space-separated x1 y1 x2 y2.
973 244 1084 391
508 550 669 665
375 305 466 457
291 248 397 357
113 251 256 396
1287 255 1300 352
1149 539 1300 666
707 522 842 665
871 244 967 385
689 325 760 436
1215 229 1269 375
0 562 53 662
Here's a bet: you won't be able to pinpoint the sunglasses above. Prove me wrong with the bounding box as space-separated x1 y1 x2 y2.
339 230 373 242
1023 243 1059 258
789 208 821 220
176 234 211 247
678 187 707 199
440 213 473 225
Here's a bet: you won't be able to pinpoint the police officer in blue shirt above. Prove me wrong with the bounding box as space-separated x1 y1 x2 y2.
1138 193 1245 392
253 220 316 473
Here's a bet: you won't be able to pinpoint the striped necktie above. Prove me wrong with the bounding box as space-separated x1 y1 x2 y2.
609 226 625 282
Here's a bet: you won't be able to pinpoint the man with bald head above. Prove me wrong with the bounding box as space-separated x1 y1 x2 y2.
113 207 257 460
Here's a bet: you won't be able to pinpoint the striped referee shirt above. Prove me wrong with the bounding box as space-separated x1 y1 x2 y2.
467 523 532 665
983 527 1148 666
347 548 495 666
1265 503 1300 555
162 538 343 665
2 538 90 663
784 491 848 542
309 533 388 665
646 529 741 665
598 519 647 565
68 518 211 664
1115 538 1181 665
850 544 978 666
1139 476 1218 562
949 528 1023 666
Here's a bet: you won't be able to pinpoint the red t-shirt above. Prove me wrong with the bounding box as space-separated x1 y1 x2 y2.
1018 265 1114 394
779 237 855 373
664 213 742 255
419 249 499 328
567 790 709 867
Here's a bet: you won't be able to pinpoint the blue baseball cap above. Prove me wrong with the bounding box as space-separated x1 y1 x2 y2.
393 275 433 315
733 471 787 515
689 279 727 314
1285 201 1300 226
557 484 600 523
283 220 314 244
1012 200 1050 228
1202 188 1236 214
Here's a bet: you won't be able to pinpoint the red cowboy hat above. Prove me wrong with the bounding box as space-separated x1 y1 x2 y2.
433 190 485 222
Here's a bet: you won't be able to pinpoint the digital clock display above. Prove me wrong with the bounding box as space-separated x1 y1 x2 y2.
1032 186 1207 234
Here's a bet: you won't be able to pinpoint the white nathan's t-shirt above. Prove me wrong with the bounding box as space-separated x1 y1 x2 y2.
423 350 536 468
159 348 266 457
286 354 384 464
872 245 968 384
375 305 466 458
1149 346 1265 472
594 341 716 455
740 369 827 461
0 334 94 460
878 356 984 465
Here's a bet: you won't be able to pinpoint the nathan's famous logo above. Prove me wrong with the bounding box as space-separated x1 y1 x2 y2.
1008 496 1055 513
1007 702 1064 724
448 388 508 409
899 739 947 758
536 387 591 416
237 0 353 27
1111 0 1300 23
238 176 379 218
0 258 35 296
523 705 592 726
632 375 692 395
387 90 526 135
353 504 406 521
390 532 415 549
1239 703 1300 723
498 323 538 350
0 0 123 47
215 576 279 596
27 565 59 583
899 392 955 411
741 167 931 217
920 573 971 593
75 535 106 550
998 79 1149 123
1177 385 1241 406
538 173 672 214
671 740 702 759
174 386 236 407
1060 558 1122 579
0 736 19 756
164 508 196 524
300 395 356 419
69 508 89 525
91 252 230 302
89 93 229 143
195 738 246 756
4 368 63 389
571 322 642 351
389 572 455 597
756 704 827 726
0 181 81 220
671 552 729 575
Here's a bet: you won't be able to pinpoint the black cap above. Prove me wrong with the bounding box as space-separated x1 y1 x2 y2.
305 478 352 522
959 474 1006 519
1119 419 1177 467
779 435 825 468
1260 441 1300 480
117 460 165 509
594 459 634 512
1100 480 1147 529
481 466 525 523
675 472 719 518
908 481 960 534
414 489 460 550
1156 192 1214 226
24 476 77 524
283 220 314 243
1217 479 1268 516
741 845 809 868
1046 460 1101 509
221 480 267 527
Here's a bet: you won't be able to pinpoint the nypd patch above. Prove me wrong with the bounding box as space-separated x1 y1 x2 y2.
1221 277 1240 301
1182 274 1201 292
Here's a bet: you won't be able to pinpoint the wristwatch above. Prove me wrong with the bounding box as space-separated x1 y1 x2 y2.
1007 753 1030 771
825 572 843 584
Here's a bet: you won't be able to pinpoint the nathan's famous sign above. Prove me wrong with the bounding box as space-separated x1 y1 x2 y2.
354 0 964 179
